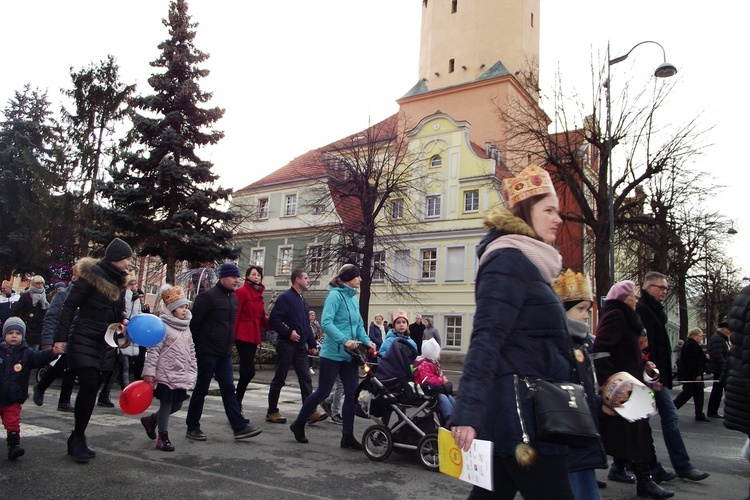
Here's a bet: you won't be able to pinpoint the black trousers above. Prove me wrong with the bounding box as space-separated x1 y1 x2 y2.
673 381 705 417
468 454 573 500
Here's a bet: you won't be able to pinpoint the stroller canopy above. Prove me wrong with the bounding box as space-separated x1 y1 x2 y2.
376 337 417 389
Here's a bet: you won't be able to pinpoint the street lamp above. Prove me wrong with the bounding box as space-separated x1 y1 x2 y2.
605 40 677 284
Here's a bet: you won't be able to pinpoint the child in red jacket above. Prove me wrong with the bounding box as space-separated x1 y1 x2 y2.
413 338 455 424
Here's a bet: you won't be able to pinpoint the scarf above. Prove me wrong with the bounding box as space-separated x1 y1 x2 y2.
29 285 50 310
566 316 589 339
479 234 562 283
160 310 192 331
249 282 263 293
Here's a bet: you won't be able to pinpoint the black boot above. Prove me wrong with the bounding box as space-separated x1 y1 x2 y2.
290 420 308 443
7 431 25 460
634 462 674 498
608 462 635 483
98 370 116 407
67 432 94 463
340 432 362 450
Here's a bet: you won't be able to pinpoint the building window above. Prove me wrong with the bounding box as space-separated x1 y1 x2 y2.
464 190 479 212
278 247 293 275
391 198 404 220
372 251 385 282
445 315 463 348
420 248 437 281
393 249 411 283
451 0 458 14
257 198 269 219
308 246 323 274
449 59 455 73
426 195 441 218
251 249 265 267
313 204 325 214
444 246 466 282
430 155 442 168
284 194 297 216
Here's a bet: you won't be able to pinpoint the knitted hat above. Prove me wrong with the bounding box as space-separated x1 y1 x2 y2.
501 165 555 209
162 285 189 312
605 280 636 302
422 338 441 362
552 269 593 306
3 317 26 339
104 237 133 262
217 263 241 279
338 264 361 282
54 282 67 290
391 309 409 325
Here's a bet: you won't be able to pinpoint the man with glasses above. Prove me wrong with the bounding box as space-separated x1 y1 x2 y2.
637 271 709 482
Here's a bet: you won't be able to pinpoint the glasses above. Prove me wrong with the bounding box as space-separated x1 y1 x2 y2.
649 284 669 292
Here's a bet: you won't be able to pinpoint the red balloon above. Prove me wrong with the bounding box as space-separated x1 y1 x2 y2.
119 380 154 415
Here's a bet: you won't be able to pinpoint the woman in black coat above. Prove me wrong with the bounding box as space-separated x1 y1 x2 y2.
10 275 48 347
673 328 709 420
593 280 674 499
53 238 132 463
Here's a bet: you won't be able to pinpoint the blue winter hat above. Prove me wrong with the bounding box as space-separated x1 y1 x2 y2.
3 317 26 339
217 263 241 279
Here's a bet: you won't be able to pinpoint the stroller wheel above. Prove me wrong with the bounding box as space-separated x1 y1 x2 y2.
417 433 440 471
362 425 393 462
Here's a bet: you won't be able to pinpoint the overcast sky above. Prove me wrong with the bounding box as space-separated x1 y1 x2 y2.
2 1 748 275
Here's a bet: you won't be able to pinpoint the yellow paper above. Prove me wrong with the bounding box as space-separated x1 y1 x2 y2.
438 427 493 491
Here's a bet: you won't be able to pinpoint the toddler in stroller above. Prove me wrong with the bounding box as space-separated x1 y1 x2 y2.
356 337 441 470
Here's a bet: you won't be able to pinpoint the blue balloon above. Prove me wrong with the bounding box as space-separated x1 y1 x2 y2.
127 314 166 347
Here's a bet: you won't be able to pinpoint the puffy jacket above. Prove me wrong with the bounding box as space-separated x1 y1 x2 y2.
142 312 197 390
707 331 730 376
319 284 370 362
637 292 673 388
451 208 572 458
42 285 70 346
0 341 56 405
234 280 269 345
54 258 127 372
725 285 750 436
190 283 237 357
269 287 315 351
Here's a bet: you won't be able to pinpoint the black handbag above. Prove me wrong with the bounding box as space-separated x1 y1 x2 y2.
519 377 600 447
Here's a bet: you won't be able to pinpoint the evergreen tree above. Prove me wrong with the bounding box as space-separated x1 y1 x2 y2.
99 0 237 282
0 85 69 279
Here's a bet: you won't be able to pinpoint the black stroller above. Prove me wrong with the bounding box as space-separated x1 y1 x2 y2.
353 338 441 471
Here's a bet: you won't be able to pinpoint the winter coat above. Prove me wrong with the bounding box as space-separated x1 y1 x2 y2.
0 292 20 326
379 330 417 358
409 322 425 354
368 322 384 349
707 330 730 376
54 258 127 372
0 341 56 406
234 280 269 345
423 326 441 346
413 358 453 395
450 207 572 458
677 337 707 381
41 285 70 346
269 287 316 352
725 285 750 436
319 284 370 362
11 293 46 345
593 299 652 461
637 291 673 388
142 312 197 390
190 282 238 357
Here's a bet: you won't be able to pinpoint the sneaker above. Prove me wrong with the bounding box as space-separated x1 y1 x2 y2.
320 400 333 418
57 402 75 412
141 415 157 440
329 414 343 425
307 411 328 424
33 384 44 406
266 412 287 424
309 367 315 375
234 425 262 440
157 432 175 452
185 429 207 441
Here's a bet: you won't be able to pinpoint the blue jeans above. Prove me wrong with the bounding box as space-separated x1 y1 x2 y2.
186 354 246 432
295 357 359 434
568 469 600 500
267 341 313 413
653 387 692 471
437 393 455 422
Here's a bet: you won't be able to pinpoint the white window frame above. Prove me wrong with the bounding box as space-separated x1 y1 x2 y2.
463 190 479 213
391 198 404 220
393 249 411 283
444 245 466 283
257 197 269 219
444 315 463 349
430 155 442 168
419 247 437 281
313 204 326 214
372 251 386 282
425 194 442 219
308 245 323 274
251 248 265 267
278 246 293 275
283 193 297 217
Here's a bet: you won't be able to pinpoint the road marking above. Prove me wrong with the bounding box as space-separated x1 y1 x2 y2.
20 423 62 437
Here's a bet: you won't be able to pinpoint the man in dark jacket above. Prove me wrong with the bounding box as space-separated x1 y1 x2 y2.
409 314 426 354
707 321 730 418
0 280 20 327
674 328 710 421
185 263 261 442
636 271 709 482
266 269 324 424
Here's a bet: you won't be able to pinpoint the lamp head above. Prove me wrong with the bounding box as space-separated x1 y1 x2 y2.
654 62 677 78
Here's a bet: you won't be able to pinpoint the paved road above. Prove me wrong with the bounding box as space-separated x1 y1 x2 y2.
3 369 748 499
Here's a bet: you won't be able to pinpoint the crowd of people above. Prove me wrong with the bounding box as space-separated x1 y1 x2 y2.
1 165 749 499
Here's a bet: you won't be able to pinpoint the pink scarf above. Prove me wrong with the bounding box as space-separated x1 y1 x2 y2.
479 234 562 284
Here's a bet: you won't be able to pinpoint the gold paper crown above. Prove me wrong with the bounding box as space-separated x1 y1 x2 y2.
162 286 186 306
552 269 593 304
501 165 555 209
2 280 11 288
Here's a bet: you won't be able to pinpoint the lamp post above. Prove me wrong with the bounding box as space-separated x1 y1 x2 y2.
605 41 677 284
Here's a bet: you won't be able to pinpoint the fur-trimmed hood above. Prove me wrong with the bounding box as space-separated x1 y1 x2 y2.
477 205 540 258
75 257 127 302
